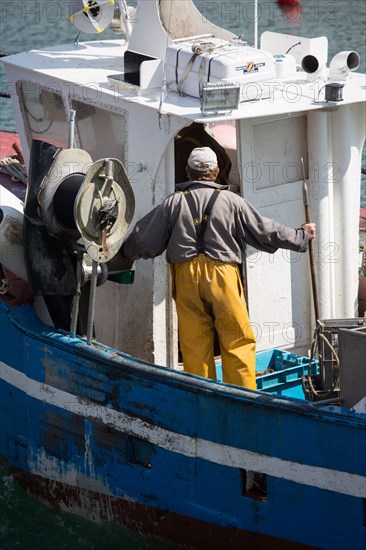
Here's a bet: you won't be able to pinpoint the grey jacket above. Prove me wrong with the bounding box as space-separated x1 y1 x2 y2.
123 180 308 264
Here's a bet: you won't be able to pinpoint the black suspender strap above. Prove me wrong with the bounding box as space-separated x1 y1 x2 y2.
183 189 220 253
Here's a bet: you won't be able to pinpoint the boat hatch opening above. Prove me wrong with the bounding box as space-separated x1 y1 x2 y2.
241 469 268 502
130 437 154 469
18 82 69 149
70 100 126 163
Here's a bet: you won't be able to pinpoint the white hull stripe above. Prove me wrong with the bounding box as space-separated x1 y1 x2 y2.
1 362 365 498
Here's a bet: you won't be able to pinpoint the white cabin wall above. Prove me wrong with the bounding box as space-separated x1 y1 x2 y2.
151 141 179 368
238 104 365 353
238 114 313 354
307 110 334 320
331 103 366 318
95 106 182 365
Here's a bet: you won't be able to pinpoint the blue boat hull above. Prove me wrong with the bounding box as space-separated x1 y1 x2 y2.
0 303 365 549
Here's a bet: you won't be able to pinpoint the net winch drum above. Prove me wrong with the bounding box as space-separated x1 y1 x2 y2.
166 38 275 99
37 148 93 239
74 158 135 263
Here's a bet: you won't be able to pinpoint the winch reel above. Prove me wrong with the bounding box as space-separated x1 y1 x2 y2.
38 149 134 264
35 143 135 340
75 157 135 263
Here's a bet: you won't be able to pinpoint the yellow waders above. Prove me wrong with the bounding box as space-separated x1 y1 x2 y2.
172 255 256 389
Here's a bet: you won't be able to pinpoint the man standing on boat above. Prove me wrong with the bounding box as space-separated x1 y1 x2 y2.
120 147 316 389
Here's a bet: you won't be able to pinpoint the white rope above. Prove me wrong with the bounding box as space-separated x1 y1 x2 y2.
0 278 12 295
0 155 27 185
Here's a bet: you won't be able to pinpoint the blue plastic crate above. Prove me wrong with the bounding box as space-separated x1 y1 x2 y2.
216 349 318 399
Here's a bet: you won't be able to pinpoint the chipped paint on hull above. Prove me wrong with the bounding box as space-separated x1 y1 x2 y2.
1 362 365 499
1 304 366 550
8 468 316 550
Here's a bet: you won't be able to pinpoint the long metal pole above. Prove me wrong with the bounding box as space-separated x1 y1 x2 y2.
118 0 132 37
86 158 112 343
254 0 258 49
68 110 76 149
301 157 320 323
70 258 82 338
86 260 98 344
68 108 81 338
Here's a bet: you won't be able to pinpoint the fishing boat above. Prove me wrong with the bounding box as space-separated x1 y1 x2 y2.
0 1 365 548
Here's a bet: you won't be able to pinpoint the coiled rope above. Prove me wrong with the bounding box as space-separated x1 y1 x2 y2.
0 155 27 185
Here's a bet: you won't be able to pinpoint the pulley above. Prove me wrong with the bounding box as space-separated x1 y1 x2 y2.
74 157 135 263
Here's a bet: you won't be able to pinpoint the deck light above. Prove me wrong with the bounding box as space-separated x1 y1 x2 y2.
200 82 240 115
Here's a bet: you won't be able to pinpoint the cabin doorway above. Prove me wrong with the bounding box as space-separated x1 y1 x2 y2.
174 121 239 191
173 121 241 368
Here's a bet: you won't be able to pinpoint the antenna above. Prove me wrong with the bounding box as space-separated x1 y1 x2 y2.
254 0 258 49
69 0 115 34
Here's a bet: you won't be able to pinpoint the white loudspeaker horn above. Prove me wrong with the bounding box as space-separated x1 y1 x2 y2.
329 51 360 81
301 54 326 82
69 0 115 34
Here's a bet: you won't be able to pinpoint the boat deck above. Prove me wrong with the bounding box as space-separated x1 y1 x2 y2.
3 40 366 123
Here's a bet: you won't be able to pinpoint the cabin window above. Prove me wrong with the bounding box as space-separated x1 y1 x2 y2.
71 99 126 163
18 82 69 148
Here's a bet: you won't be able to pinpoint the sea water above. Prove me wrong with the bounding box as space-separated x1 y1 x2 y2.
0 1 365 548
0 465 176 549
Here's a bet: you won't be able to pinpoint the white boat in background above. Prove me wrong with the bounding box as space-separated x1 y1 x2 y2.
0 1 365 548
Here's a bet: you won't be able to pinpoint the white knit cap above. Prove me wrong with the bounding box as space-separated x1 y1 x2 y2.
187 147 218 171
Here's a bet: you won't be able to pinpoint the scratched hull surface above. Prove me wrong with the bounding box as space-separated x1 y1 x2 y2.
0 466 176 550
0 303 365 550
